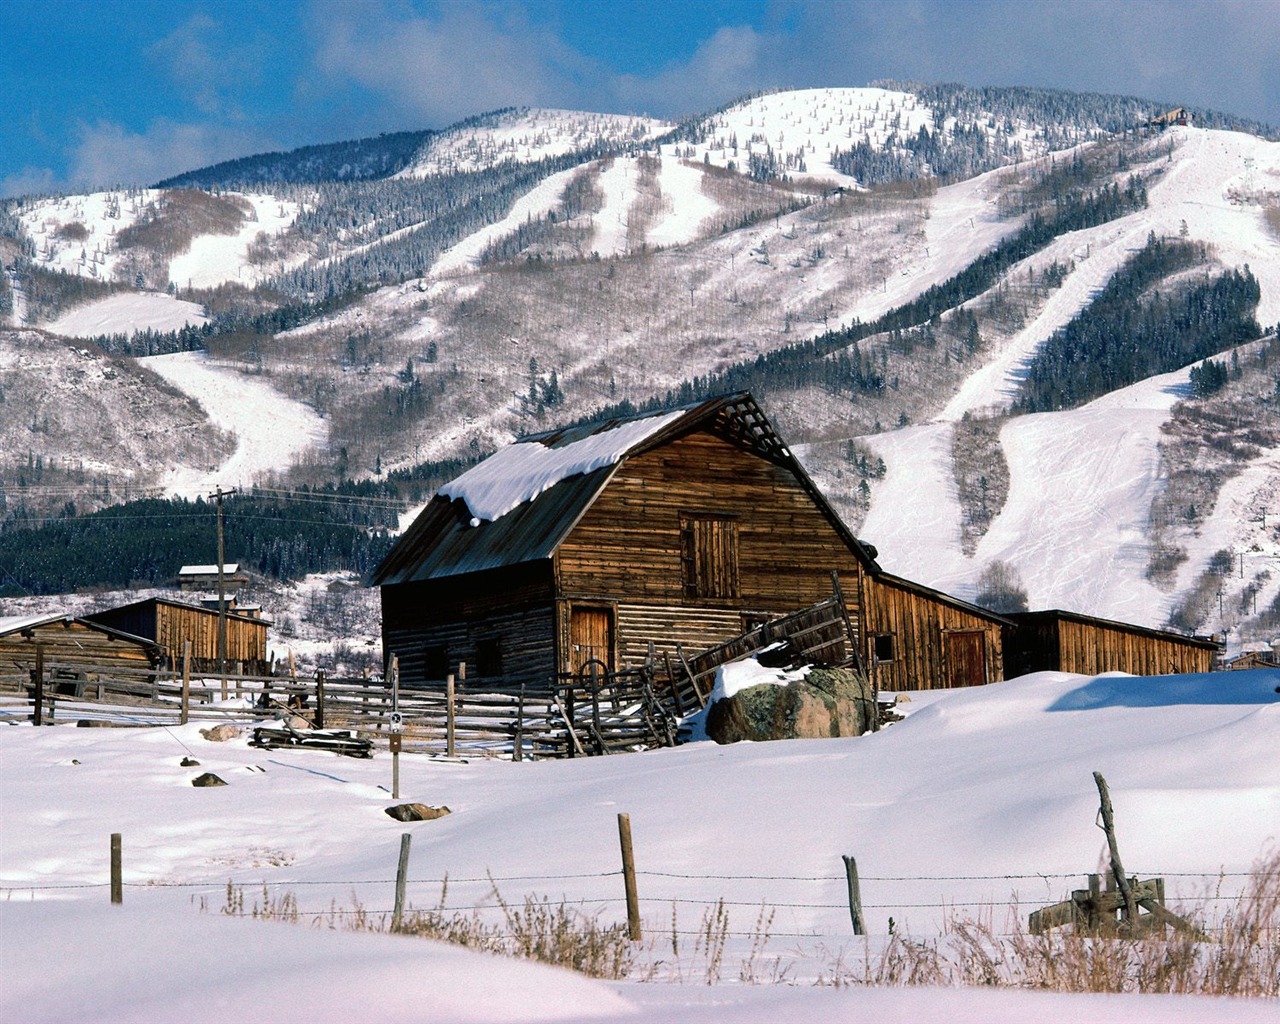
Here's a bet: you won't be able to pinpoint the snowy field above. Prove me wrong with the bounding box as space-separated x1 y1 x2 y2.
3 667 1277 1021
43 292 209 338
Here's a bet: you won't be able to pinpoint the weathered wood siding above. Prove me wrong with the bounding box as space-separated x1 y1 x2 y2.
555 429 865 668
89 601 268 671
0 620 156 675
381 562 557 694
1005 613 1217 677
861 575 1004 691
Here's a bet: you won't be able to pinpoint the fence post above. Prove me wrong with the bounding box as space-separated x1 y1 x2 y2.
391 832 411 932
110 833 123 904
32 644 45 726
446 672 456 759
617 813 641 940
842 854 864 935
513 684 525 762
181 640 191 725
315 669 326 729
1093 771 1137 926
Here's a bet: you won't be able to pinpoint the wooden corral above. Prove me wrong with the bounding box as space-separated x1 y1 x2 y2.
376 394 880 696
1002 609 1220 678
0 614 161 692
861 572 1010 691
85 597 271 674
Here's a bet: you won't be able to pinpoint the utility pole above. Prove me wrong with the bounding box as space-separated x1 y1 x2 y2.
209 487 237 699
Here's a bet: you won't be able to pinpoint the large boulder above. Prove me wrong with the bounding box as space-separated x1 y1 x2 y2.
705 667 874 744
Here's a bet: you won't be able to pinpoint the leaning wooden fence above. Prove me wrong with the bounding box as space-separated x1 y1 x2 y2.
1 589 863 758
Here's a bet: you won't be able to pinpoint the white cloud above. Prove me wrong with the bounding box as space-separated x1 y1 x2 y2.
146 13 263 118
1 166 60 199
310 3 597 124
67 119 275 191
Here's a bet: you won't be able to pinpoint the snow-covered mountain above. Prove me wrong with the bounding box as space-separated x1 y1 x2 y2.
2 83 1279 652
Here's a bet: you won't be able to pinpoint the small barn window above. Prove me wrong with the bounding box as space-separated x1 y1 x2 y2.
424 645 449 681
680 512 740 599
475 638 503 678
873 634 896 663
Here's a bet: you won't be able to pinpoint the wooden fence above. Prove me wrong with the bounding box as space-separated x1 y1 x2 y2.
1 592 861 758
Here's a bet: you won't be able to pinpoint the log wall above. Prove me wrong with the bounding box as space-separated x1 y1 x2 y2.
861 575 1005 691
381 563 557 694
555 429 867 669
0 620 156 676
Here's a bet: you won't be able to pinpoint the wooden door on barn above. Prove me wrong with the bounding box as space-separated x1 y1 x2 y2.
946 630 987 687
569 606 614 678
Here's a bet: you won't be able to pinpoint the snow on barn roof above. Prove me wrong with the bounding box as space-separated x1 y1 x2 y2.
439 409 686 522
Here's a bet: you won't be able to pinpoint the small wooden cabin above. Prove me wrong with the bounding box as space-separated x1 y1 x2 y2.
1002 609 1220 678
86 597 271 674
177 563 247 592
0 614 161 686
376 394 881 694
862 572 1010 691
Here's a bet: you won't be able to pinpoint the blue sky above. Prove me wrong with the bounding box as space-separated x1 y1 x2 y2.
3 0 1278 197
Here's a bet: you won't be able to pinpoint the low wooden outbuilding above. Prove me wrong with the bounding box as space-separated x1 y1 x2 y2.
85 597 271 674
0 614 162 688
862 572 1011 690
1002 609 1220 678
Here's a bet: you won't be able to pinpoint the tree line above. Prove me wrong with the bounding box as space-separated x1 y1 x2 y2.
0 455 481 596
1015 235 1262 412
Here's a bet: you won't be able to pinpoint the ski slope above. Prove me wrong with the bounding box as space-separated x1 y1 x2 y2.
142 352 327 497
861 126 1280 631
43 293 209 337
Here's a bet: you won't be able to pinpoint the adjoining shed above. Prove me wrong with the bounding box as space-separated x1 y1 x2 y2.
862 572 1011 691
375 393 882 695
0 614 162 692
1002 609 1220 678
85 597 271 675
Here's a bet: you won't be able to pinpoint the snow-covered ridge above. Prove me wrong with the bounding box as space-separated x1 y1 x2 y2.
398 107 672 178
17 189 298 294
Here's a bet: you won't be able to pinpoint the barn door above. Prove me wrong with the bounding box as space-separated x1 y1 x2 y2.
946 631 987 688
569 606 614 677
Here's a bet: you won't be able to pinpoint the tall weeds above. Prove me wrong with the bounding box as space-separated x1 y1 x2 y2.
214 854 1279 997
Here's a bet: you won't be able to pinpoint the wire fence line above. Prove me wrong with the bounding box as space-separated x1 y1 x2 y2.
1 861 1257 915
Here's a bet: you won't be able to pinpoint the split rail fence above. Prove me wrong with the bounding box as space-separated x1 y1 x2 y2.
1 591 866 758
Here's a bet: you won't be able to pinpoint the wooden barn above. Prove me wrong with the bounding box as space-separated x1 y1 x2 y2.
85 597 271 674
375 392 1015 694
1002 609 1220 678
376 394 879 694
0 614 162 686
861 572 1011 691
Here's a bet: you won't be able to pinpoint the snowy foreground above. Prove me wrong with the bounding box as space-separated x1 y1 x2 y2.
3 668 1278 1022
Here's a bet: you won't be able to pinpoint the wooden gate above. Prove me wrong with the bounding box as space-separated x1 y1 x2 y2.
570 606 614 675
946 630 987 687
